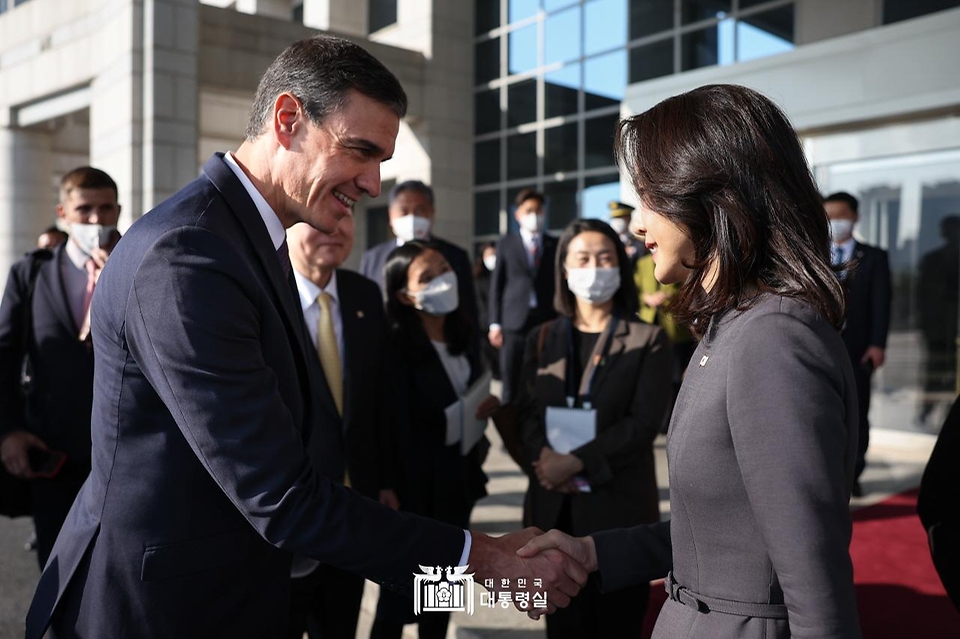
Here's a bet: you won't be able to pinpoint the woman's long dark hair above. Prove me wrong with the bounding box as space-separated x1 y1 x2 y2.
384 241 473 358
553 218 639 319
614 84 844 332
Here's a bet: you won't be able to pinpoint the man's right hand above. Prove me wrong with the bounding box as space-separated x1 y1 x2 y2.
0 430 48 479
516 529 599 620
488 327 503 349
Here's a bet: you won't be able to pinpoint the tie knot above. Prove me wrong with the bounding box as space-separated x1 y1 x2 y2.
317 291 332 310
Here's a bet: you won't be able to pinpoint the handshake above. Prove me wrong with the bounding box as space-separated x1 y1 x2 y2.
467 527 598 620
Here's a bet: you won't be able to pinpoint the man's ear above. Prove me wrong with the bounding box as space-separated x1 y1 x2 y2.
56 204 65 220
273 93 302 148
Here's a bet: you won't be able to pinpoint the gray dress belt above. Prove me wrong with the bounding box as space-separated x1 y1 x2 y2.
664 571 790 620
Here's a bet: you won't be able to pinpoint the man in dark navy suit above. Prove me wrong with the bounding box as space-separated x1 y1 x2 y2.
825 191 892 497
488 188 558 404
360 180 478 329
285 214 402 638
0 167 120 568
24 36 585 639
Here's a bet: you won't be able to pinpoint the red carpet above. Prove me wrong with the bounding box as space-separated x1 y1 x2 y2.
640 489 960 637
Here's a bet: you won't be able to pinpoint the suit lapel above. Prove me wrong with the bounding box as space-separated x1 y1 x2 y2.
577 316 627 400
37 247 81 336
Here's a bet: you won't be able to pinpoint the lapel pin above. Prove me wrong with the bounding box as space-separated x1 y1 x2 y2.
356 310 364 318
699 355 709 367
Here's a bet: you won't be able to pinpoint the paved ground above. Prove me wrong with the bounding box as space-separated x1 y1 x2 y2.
0 424 938 639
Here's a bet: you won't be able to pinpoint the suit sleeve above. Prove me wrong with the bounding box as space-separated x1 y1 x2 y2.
592 520 672 592
515 326 548 468
125 227 463 595
727 312 860 637
488 238 507 328
870 249 892 350
0 263 28 439
572 328 673 487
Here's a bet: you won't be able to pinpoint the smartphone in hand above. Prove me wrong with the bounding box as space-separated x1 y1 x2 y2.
28 448 67 479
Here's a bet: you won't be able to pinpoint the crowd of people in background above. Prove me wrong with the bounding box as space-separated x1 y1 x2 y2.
1 32 956 639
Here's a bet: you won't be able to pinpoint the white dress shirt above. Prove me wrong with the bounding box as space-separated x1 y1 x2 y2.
833 236 856 265
519 227 540 308
62 238 93 328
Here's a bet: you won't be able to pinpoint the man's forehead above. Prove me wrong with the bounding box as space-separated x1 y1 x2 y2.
65 187 118 203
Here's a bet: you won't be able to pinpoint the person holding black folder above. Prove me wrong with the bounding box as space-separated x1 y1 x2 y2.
373 240 499 639
514 218 672 639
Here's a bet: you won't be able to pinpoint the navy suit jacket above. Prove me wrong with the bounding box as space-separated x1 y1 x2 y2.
489 233 558 332
0 246 94 464
840 241 892 360
25 154 464 639
359 235 478 326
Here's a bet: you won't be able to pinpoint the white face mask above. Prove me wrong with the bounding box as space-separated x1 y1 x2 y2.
609 217 628 235
566 267 621 305
829 219 854 242
482 255 497 272
391 214 431 243
519 213 544 233
410 270 459 316
71 223 116 255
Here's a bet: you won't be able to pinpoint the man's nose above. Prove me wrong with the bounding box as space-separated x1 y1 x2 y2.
357 163 381 199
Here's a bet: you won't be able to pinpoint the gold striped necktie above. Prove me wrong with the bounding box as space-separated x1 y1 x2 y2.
316 292 343 417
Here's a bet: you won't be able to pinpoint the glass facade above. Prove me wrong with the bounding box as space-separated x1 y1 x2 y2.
473 0 797 237
369 0 398 33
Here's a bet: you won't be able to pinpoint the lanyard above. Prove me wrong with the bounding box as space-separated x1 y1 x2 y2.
565 315 617 410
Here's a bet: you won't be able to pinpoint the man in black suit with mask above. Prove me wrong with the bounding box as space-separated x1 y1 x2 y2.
825 191 892 497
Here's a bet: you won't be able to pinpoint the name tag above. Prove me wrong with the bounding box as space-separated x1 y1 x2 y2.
545 406 597 454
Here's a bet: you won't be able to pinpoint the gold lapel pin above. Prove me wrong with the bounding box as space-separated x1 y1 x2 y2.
357 310 364 318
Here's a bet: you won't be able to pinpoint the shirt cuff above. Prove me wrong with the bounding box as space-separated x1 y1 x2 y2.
459 530 472 568
489 324 502 333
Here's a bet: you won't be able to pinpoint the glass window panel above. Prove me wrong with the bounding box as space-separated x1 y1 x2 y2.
544 123 578 175
507 132 538 180
476 0 502 34
475 139 502 185
292 2 303 23
544 179 579 229
369 0 398 32
545 64 580 118
507 79 538 127
736 7 795 62
475 89 501 135
545 0 577 11
474 191 502 236
584 114 619 169
545 6 581 65
584 50 626 111
582 175 621 219
366 205 390 248
884 0 960 24
681 0 731 24
630 1 674 40
476 37 501 84
739 0 777 7
508 24 538 74
681 19 734 71
585 0 627 56
509 0 539 23
629 38 674 83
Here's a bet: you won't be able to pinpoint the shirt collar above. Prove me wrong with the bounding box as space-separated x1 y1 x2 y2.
519 227 539 245
836 236 856 257
64 236 89 269
293 269 339 311
223 152 286 251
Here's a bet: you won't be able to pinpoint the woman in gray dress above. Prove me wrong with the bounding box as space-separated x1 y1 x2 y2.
517 83 862 638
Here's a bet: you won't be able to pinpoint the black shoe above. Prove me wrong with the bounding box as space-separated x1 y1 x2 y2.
851 481 863 498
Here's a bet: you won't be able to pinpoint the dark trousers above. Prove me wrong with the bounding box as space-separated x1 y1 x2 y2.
32 459 89 568
852 358 873 483
544 572 648 639
287 563 365 639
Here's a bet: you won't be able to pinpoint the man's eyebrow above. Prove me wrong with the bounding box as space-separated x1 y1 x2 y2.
343 136 388 158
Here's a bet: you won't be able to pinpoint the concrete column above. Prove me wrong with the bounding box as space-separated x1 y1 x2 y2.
302 0 367 36
0 127 54 280
235 0 292 21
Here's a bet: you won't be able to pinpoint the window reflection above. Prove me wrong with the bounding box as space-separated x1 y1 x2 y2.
545 5 581 65
585 0 627 56
545 64 580 118
544 179 579 229
681 0 731 24
681 18 734 71
630 38 674 83
476 38 501 84
509 0 540 23
630 0 674 40
584 50 626 111
585 114 619 169
507 132 538 180
475 89 501 135
544 123 578 175
582 176 621 218
474 191 502 236
509 24 538 74
475 139 501 185
507 79 537 127
736 7 794 62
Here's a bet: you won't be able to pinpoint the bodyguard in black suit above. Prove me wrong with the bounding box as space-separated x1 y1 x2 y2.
286 217 401 638
489 188 558 403
24 36 585 639
0 167 121 567
825 191 892 495
359 180 478 328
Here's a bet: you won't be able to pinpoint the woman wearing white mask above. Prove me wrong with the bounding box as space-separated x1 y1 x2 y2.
514 218 673 639
372 241 499 639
